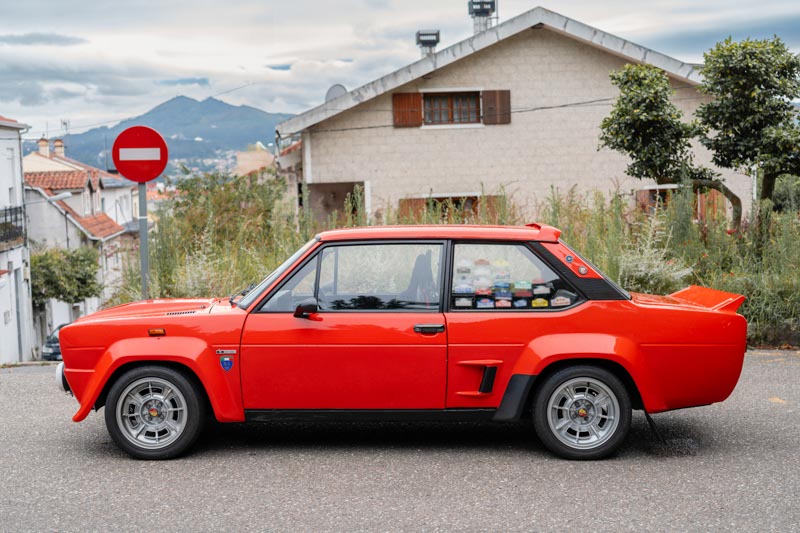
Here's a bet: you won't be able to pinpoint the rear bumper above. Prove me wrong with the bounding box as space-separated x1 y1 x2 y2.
55 363 71 394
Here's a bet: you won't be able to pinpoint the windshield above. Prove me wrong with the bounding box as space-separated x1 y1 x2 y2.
47 324 67 343
236 238 318 309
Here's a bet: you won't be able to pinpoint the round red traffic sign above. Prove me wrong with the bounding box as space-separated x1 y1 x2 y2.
111 126 169 183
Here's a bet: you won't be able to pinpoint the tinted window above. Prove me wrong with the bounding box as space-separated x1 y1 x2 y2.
318 243 443 311
451 243 578 310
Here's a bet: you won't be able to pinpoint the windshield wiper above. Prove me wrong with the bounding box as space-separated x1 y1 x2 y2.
229 283 256 306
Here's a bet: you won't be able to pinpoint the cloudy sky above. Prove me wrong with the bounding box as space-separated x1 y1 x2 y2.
2 0 799 138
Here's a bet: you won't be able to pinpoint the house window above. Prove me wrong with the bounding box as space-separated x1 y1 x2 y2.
423 93 480 125
393 90 510 127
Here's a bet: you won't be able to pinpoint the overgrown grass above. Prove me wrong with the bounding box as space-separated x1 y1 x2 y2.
109 173 800 346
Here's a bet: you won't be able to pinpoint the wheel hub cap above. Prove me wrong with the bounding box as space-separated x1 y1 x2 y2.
116 378 188 450
547 377 621 450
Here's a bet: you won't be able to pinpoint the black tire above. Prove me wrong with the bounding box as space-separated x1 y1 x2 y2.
104 365 206 460
532 365 631 460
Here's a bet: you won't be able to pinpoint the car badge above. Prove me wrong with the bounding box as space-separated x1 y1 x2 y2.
220 356 234 372
565 255 574 263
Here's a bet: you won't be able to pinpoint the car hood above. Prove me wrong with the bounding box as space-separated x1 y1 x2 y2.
75 298 220 322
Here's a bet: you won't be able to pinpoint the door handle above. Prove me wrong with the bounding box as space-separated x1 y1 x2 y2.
414 324 445 334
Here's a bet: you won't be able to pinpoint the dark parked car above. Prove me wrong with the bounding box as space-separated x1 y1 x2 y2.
41 324 69 361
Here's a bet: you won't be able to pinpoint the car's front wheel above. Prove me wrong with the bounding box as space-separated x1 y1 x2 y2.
532 365 631 460
104 365 206 460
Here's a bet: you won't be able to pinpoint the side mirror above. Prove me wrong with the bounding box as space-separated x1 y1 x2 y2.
293 297 319 319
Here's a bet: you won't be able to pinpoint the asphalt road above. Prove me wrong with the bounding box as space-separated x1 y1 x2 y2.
1 351 798 532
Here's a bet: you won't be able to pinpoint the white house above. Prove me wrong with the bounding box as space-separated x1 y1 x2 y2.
0 115 35 363
276 6 752 222
23 138 135 344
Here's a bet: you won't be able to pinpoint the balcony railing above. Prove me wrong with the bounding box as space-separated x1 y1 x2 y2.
0 205 25 251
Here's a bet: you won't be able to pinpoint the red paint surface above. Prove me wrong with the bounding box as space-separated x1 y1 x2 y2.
59 226 747 424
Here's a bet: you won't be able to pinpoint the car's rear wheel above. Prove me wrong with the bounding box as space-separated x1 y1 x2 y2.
104 366 205 460
532 365 631 460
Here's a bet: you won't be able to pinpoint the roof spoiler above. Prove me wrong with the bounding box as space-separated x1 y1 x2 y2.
525 223 561 242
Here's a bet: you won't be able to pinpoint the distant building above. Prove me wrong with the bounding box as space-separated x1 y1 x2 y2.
23 138 137 343
0 115 35 363
235 142 276 176
276 6 752 222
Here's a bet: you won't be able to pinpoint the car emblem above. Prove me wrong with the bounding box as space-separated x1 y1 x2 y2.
220 356 234 372
149 407 159 417
565 255 574 263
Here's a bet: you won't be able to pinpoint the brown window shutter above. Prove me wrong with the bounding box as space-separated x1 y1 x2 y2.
482 90 511 125
392 93 423 127
398 198 426 219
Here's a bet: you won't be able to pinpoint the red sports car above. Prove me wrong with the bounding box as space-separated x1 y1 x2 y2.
56 224 747 460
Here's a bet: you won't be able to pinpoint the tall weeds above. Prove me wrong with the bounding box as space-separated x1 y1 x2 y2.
109 175 800 346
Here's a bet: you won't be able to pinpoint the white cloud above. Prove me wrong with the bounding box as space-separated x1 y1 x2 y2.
1 0 797 137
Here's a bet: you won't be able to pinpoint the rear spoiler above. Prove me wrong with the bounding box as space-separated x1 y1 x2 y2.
670 286 745 313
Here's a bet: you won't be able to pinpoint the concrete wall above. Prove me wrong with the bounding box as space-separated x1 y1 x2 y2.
303 27 753 217
25 190 86 249
0 127 35 362
103 187 134 225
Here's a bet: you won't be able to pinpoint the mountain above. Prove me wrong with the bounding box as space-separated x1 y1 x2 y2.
26 96 293 174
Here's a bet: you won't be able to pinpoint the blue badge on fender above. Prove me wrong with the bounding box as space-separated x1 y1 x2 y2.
220 356 233 372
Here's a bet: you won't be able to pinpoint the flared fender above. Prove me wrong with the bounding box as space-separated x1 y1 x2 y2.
70 336 245 423
508 333 663 412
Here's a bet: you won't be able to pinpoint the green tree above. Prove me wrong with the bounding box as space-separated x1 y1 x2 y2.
599 64 743 228
696 37 800 203
31 247 102 307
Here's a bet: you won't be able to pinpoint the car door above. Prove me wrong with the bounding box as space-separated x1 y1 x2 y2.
240 240 447 410
445 241 583 408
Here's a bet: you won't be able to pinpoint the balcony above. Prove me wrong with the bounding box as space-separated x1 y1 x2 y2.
0 206 25 252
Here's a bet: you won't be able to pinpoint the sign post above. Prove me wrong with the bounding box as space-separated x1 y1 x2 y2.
112 126 169 300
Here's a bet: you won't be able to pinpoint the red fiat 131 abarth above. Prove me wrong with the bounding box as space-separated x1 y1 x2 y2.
56 224 747 460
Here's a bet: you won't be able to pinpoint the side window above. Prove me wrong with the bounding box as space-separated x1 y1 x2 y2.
451 243 579 310
260 258 317 312
318 243 443 311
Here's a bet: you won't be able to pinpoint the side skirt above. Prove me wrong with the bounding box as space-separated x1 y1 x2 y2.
244 409 497 423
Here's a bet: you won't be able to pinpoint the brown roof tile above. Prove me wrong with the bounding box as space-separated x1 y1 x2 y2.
25 170 88 190
79 213 126 239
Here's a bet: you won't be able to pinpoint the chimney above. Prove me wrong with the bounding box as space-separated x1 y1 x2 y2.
37 137 50 157
468 0 496 34
416 30 440 58
53 138 65 157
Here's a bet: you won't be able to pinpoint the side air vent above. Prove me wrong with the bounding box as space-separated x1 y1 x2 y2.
165 310 197 316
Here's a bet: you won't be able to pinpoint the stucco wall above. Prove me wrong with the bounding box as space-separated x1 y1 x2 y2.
304 27 753 217
0 128 35 362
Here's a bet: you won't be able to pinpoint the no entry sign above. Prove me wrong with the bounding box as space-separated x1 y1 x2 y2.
112 126 168 183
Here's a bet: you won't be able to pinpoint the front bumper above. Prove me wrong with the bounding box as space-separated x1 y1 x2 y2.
56 363 71 394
